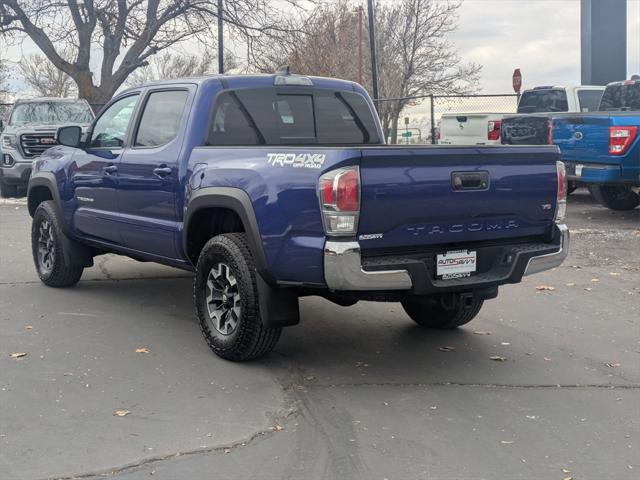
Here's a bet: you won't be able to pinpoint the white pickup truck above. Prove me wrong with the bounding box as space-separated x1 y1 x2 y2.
438 85 604 146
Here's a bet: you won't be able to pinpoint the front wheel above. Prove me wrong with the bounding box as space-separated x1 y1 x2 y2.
31 201 84 287
589 185 639 211
194 233 282 361
0 181 18 198
401 296 484 329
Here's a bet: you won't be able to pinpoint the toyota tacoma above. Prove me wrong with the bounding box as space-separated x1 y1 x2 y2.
27 73 569 361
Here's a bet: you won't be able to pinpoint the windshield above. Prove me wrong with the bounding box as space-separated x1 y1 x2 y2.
9 101 94 126
517 89 568 113
598 82 640 111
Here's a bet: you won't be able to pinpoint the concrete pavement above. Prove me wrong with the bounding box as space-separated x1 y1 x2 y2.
0 190 638 479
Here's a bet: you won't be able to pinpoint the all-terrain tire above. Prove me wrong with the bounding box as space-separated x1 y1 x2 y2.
31 201 84 287
589 185 640 211
401 297 484 329
194 233 282 361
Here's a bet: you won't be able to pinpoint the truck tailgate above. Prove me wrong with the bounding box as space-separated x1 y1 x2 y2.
553 115 610 163
439 113 502 145
358 146 559 252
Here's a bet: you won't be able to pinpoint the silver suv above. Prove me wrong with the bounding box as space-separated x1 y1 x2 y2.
0 98 94 197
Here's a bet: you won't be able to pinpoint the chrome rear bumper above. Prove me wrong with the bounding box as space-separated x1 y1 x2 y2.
324 224 569 291
324 241 412 291
523 224 569 276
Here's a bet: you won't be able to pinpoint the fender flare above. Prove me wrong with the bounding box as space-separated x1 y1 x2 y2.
28 172 63 219
183 187 272 282
28 172 93 268
184 187 299 328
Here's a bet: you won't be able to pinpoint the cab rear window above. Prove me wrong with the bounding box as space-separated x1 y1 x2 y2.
598 82 640 111
207 88 380 145
517 89 568 113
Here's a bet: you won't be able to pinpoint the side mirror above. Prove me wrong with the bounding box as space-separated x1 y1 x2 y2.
56 125 83 148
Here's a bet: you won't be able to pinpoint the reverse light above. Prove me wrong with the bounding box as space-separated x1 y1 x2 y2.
1 134 16 150
487 120 501 141
319 166 360 236
609 126 637 155
555 161 567 222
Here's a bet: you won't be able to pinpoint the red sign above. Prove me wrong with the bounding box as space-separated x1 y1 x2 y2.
512 68 522 93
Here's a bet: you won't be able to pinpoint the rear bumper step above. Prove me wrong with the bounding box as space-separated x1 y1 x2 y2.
324 224 569 292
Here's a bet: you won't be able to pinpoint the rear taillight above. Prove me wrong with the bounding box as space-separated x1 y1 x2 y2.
487 120 501 141
609 126 637 155
319 166 360 236
555 161 567 222
548 118 554 144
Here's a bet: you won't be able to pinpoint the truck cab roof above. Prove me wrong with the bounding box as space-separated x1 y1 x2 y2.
120 74 361 96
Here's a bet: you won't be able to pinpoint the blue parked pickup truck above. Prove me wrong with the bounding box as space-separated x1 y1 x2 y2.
503 78 640 210
27 73 569 361
553 79 640 210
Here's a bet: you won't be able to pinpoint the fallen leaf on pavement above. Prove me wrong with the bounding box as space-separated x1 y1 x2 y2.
500 440 513 444
274 425 284 431
565 283 575 287
536 285 555 291
135 347 150 354
439 346 455 352
591 278 600 282
562 469 572 474
606 363 621 368
584 287 592 291
113 410 130 417
609 272 621 276
223 448 231 454
564 477 574 480
490 356 507 362
10 352 27 359
25 325 33 330
473 330 492 335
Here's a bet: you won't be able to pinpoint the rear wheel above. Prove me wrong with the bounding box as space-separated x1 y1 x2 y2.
401 296 484 329
194 233 282 361
0 181 18 198
567 181 578 195
589 185 639 211
31 201 84 287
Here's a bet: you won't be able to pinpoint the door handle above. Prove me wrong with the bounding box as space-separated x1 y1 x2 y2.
153 166 172 177
103 164 118 175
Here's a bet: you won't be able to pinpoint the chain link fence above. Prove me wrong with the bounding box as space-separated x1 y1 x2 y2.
378 93 519 144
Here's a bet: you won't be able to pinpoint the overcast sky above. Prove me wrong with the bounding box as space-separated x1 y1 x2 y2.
451 0 640 92
2 0 639 96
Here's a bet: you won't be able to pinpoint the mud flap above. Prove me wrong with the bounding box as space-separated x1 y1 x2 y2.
256 272 300 328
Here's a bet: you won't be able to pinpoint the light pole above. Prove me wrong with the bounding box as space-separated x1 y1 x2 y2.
218 0 224 74
357 6 363 85
366 0 379 110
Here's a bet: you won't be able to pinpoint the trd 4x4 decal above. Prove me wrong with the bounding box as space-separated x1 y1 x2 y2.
267 153 326 169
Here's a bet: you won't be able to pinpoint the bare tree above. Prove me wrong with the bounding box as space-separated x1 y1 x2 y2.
0 53 11 102
0 1 303 105
126 50 238 86
18 53 76 97
253 0 481 142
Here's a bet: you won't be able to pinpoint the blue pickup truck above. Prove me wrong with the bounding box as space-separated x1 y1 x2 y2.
553 79 640 210
27 73 569 361
503 79 640 210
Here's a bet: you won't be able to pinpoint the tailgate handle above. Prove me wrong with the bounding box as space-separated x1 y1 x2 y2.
452 171 489 191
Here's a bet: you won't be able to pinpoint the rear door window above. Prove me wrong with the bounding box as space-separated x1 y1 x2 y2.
517 89 569 113
207 88 379 145
577 90 604 112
